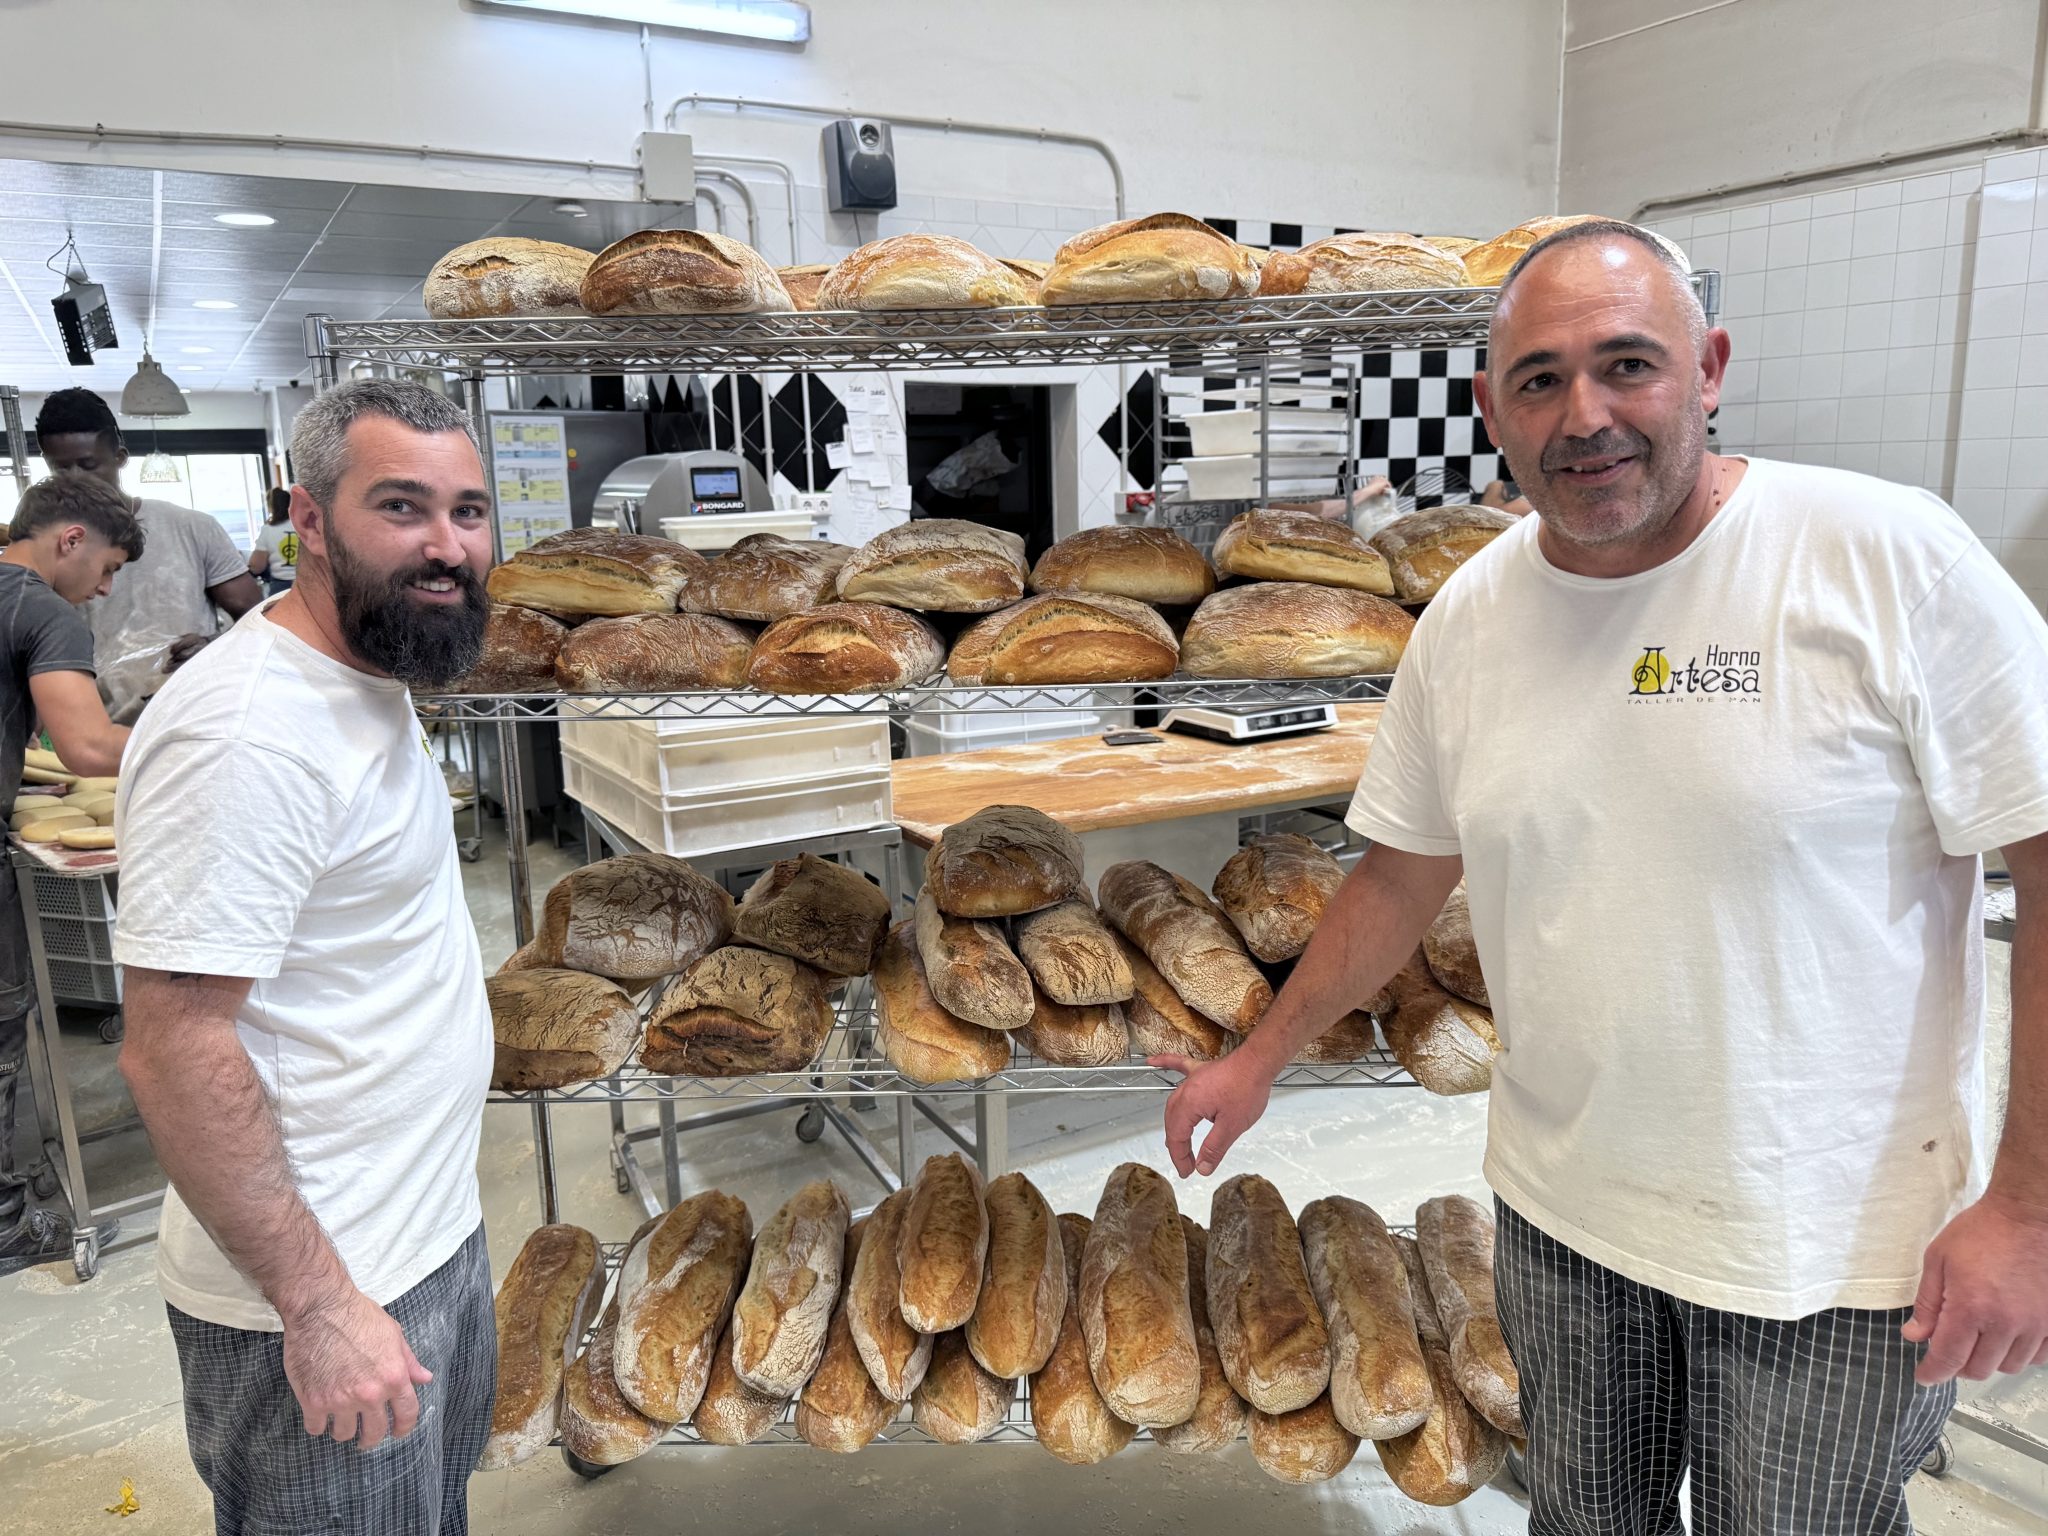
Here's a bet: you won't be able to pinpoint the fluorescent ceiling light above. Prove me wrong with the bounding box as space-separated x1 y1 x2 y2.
181 345 215 354
480 0 810 42
214 212 276 227
193 298 238 310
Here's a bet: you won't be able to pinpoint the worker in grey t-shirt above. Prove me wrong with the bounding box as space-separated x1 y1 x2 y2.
33 389 262 723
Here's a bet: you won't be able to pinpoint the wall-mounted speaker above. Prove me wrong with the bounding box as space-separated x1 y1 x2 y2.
823 118 897 212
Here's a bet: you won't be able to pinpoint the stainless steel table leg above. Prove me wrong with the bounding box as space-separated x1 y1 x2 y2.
658 1099 682 1209
896 1096 915 1179
14 863 90 1236
973 1092 1008 1180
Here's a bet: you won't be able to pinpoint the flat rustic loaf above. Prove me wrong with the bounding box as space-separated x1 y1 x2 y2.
1370 506 1516 604
639 946 832 1077
926 805 1086 919
425 237 592 318
796 1219 900 1452
614 1190 753 1423
554 612 754 692
911 1330 1016 1443
1022 987 1128 1067
1029 1213 1137 1465
488 969 641 1091
847 1186 936 1402
1417 1195 1522 1436
817 234 1035 310
689 1304 788 1446
835 518 1029 613
580 228 793 315
732 854 892 977
731 1180 851 1398
1080 1162 1200 1428
1181 581 1414 678
1423 886 1487 1007
747 602 946 694
560 1292 668 1465
1029 525 1216 606
486 527 705 618
1210 509 1396 596
537 853 734 988
1097 861 1271 1033
1300 1196 1431 1440
479 1224 605 1469
1117 932 1234 1061
684 534 854 624
453 603 567 694
1255 232 1467 297
913 887 1035 1031
1248 1393 1362 1484
1208 1175 1332 1414
966 1171 1067 1381
1382 952 1499 1095
872 922 1013 1083
1154 1217 1249 1455
1013 899 1135 1006
898 1152 990 1335
944 593 1178 686
1041 214 1259 305
1212 832 1346 964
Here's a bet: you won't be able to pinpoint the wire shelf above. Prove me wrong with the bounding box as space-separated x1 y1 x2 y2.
425 674 1391 725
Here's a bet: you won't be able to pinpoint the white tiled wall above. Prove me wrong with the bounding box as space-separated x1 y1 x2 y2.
1645 147 2048 611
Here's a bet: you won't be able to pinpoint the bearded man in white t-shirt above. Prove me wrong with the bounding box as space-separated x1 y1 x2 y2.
116 379 496 1536
1155 223 2048 1533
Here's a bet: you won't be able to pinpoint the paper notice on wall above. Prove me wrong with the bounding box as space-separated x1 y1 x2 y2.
884 485 913 511
825 440 852 469
488 414 573 555
847 420 876 453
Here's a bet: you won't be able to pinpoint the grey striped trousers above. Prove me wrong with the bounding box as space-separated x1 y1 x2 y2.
1494 1199 1955 1536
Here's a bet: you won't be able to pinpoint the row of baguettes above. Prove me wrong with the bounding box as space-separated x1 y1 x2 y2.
424 213 1687 319
484 1162 1517 1501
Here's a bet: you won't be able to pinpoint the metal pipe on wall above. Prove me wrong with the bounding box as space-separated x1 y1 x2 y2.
1633 128 2048 221
696 166 760 250
692 152 803 265
694 182 727 233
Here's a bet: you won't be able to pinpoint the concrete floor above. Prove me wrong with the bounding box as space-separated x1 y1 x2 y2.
4 817 2046 1534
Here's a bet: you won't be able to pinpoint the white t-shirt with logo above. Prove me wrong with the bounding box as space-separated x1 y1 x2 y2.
114 604 492 1332
1348 457 2048 1318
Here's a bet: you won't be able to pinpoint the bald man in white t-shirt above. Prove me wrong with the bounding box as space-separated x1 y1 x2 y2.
1154 224 2048 1534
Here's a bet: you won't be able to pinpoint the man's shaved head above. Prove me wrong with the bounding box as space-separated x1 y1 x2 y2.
1490 220 1708 372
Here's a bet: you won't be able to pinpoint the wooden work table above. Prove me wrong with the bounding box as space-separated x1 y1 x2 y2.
889 702 1382 846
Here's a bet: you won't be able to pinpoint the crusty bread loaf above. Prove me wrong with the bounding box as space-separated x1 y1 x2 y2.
425 237 592 318
1041 214 1259 305
1028 525 1216 606
487 969 641 1091
1211 509 1396 596
1097 861 1272 1033
581 228 794 315
1154 1217 1250 1455
898 1152 989 1335
943 593 1178 686
776 264 830 310
452 603 567 693
1212 833 1346 964
1370 505 1515 604
479 1224 605 1469
486 527 705 618
560 1292 668 1464
966 1171 1067 1380
1423 887 1487 1007
872 923 1013 1083
1013 900 1134 1006
1022 987 1128 1067
1029 1213 1137 1464
1249 1393 1362 1483
732 854 891 977
1208 1175 1332 1415
847 1186 935 1402
731 1180 850 1397
912 887 1034 1031
834 518 1029 614
926 805 1086 920
1292 1004 1380 1063
1457 214 1689 287
1300 1196 1431 1440
1256 232 1467 297
912 1329 1017 1442
1181 581 1415 678
689 1305 788 1445
1117 933 1233 1061
1383 952 1499 1095
537 853 734 988
1417 1195 1522 1436
1377 1236 1509 1505
796 1219 901 1451
818 234 1035 310
999 256 1049 294
1421 235 1482 258
554 612 754 692
614 1190 753 1422
640 946 832 1076
497 941 545 974
747 602 946 693
1081 1162 1200 1428
684 534 854 624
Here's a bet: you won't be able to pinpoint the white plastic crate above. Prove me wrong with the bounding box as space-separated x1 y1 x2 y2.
47 956 120 1007
28 867 113 922
903 688 1131 757
560 744 893 858
37 913 115 965
558 701 891 801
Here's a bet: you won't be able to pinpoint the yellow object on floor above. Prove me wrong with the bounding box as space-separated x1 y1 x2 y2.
105 1478 139 1516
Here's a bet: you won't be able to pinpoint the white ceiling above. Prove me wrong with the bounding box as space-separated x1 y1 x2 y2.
0 158 685 399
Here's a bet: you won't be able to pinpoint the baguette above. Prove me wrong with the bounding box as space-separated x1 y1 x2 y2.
1021 987 1128 1067
897 1153 989 1335
925 805 1086 919
1249 1393 1362 1484
1080 1162 1199 1428
1116 933 1233 1062
966 1171 1067 1380
913 887 1035 1031
1097 861 1271 1033
795 1219 900 1451
1012 900 1134 1006
1300 1196 1431 1439
847 1186 936 1402
614 1191 754 1422
689 1305 788 1445
730 1180 851 1397
1423 886 1488 1007
912 1329 1016 1442
1212 832 1346 964
872 923 1012 1083
478 1224 605 1469
559 1292 669 1465
1382 953 1499 1095
1207 1174 1331 1414
1029 1213 1136 1464
1417 1195 1523 1436
1153 1217 1249 1455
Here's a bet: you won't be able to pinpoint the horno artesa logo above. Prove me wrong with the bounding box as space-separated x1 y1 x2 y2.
1628 644 1762 703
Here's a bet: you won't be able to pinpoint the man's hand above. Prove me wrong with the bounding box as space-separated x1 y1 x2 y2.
163 633 214 671
280 1286 433 1448
1902 1190 2048 1384
1152 1042 1281 1178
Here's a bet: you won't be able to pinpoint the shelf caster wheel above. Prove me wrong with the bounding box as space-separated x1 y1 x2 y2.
1919 1434 1955 1480
794 1105 826 1144
30 1163 58 1202
562 1446 615 1481
610 1155 630 1195
72 1228 100 1282
97 1013 124 1045
457 839 482 865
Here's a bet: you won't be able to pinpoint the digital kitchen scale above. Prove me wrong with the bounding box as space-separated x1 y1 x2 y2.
1159 702 1340 743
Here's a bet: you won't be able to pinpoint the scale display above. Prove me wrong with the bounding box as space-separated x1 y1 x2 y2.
1159 702 1340 743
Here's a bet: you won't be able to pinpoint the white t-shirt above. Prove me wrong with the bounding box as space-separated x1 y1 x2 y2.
90 497 248 723
114 603 491 1332
1347 457 2048 1318
255 521 300 583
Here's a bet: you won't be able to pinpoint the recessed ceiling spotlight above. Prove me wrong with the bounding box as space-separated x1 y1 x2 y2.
214 212 276 227
193 299 238 310
553 200 589 218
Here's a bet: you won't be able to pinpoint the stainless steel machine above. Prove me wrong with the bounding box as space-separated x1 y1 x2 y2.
594 450 772 529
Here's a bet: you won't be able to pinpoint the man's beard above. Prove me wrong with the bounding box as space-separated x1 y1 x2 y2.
327 523 487 687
